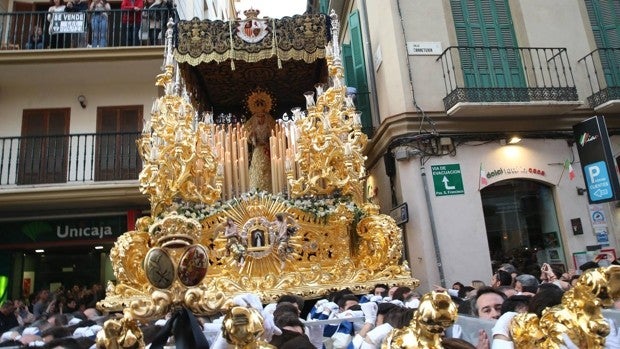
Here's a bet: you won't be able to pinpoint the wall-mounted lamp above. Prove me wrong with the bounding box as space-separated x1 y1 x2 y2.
507 136 521 144
77 95 87 109
577 187 587 196
499 136 522 146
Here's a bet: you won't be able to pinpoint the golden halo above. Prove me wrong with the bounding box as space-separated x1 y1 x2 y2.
245 87 275 116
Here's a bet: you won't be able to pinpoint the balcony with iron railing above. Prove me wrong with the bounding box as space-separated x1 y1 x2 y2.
0 8 176 50
436 46 581 117
0 132 141 186
578 48 620 113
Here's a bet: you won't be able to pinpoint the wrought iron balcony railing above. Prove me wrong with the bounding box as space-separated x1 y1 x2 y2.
436 46 578 112
0 132 142 186
578 48 620 109
0 8 176 50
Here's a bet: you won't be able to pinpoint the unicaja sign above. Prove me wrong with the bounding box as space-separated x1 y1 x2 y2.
56 225 113 239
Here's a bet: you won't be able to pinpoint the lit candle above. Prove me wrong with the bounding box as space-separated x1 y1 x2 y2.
304 91 315 108
354 112 362 126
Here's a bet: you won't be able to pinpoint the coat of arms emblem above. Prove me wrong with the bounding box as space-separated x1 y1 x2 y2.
237 8 269 43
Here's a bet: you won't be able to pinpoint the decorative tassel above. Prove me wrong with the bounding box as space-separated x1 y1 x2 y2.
229 19 235 71
272 19 282 69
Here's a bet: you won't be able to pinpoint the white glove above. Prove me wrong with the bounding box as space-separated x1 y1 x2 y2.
232 293 263 311
369 295 383 303
365 323 394 346
492 311 516 337
323 301 339 314
260 309 282 342
263 302 277 315
491 339 515 349
605 318 620 349
313 299 329 313
351 334 364 349
360 302 378 325
560 333 580 349
449 324 462 339
389 300 404 307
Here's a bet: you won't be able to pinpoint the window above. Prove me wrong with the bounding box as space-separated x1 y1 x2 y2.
585 0 620 87
95 106 142 181
19 109 70 185
450 0 525 88
343 10 372 136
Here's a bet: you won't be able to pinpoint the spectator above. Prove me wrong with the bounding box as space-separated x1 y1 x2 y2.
142 0 171 45
471 287 506 320
25 26 45 49
270 311 314 349
47 0 67 48
0 301 19 334
515 274 539 295
32 289 50 319
89 0 111 47
120 0 144 46
65 0 88 47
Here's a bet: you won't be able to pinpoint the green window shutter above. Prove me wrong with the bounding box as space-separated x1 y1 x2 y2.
342 44 355 86
449 0 524 88
319 0 329 14
348 10 372 136
585 0 620 86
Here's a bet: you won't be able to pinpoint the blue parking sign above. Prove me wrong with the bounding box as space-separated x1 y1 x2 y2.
584 161 613 201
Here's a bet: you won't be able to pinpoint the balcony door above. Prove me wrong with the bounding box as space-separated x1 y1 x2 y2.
585 0 620 87
19 109 70 185
450 0 525 89
95 106 142 181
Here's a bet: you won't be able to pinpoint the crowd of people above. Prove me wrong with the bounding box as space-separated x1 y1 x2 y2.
0 260 619 348
24 0 174 50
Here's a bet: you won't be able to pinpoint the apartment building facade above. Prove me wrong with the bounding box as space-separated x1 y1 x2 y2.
327 0 620 291
0 0 238 299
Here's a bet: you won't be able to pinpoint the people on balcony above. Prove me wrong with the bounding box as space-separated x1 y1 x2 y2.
142 0 171 45
47 0 67 49
89 0 111 47
120 0 144 46
25 26 45 50
65 0 89 48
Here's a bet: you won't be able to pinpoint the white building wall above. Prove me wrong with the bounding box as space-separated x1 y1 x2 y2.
386 138 619 291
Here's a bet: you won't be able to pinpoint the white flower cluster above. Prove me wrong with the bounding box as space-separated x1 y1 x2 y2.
167 190 362 221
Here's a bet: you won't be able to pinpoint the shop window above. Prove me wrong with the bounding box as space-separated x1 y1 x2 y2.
95 105 142 181
19 108 70 185
481 179 567 275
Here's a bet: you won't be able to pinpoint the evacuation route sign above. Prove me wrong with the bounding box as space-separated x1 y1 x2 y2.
431 164 464 196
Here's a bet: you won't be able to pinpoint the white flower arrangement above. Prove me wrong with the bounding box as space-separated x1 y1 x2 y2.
168 189 363 222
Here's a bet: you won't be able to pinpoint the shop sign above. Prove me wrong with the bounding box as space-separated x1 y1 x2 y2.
485 166 546 180
0 215 126 247
431 164 464 196
573 116 620 204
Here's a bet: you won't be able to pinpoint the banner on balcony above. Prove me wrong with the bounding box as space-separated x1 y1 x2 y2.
50 12 86 34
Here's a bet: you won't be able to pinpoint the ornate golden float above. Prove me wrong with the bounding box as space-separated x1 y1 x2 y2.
96 9 620 349
97 11 416 345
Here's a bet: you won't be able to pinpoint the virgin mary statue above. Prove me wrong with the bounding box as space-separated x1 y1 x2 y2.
245 88 276 192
